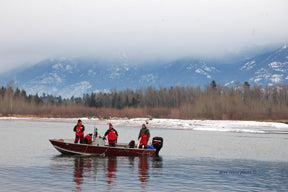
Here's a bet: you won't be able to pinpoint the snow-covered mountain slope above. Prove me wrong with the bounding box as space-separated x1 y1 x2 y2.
0 57 222 97
235 44 288 86
0 45 287 98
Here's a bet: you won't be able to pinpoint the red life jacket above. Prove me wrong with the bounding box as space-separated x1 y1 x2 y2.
76 123 84 136
84 134 92 144
108 129 117 141
140 133 148 146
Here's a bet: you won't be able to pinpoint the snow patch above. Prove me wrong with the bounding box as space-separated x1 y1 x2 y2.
204 66 212 72
195 68 211 78
39 73 63 84
270 74 283 83
253 77 262 83
108 118 288 134
52 87 58 92
88 69 96 76
269 62 288 72
240 61 256 71
52 63 73 71
65 65 73 71
52 63 63 70
2 117 288 134
195 69 202 73
59 81 92 98
224 80 235 87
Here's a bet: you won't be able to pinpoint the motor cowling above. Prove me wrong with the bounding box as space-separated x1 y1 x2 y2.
152 137 163 157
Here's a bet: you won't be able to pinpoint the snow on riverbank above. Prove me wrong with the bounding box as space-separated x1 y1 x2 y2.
1 117 288 134
109 118 288 133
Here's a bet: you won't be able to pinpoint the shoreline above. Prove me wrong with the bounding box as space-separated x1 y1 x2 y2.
1 116 288 134
1 114 287 122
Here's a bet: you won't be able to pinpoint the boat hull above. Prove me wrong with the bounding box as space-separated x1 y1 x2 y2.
49 139 156 157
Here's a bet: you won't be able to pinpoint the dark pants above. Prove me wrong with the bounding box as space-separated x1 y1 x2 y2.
109 140 116 147
75 135 84 144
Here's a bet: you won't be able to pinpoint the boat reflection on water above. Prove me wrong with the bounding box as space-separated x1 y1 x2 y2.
73 157 84 191
139 156 148 182
71 156 95 192
50 155 163 191
106 156 117 189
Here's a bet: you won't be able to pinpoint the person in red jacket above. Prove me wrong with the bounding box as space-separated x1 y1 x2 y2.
138 124 150 149
73 119 85 144
84 133 92 144
104 123 118 147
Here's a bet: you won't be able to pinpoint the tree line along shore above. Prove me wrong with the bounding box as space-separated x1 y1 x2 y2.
1 81 288 121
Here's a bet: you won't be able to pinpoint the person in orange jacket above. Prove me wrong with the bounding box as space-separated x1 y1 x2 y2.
138 124 150 149
73 119 85 144
84 133 92 144
104 123 118 147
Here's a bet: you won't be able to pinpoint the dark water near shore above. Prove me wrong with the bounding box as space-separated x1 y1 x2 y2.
1 120 288 191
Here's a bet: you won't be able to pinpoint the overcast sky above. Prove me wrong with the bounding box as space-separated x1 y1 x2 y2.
1 0 288 73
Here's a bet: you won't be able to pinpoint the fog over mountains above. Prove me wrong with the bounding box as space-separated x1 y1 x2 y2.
0 45 287 98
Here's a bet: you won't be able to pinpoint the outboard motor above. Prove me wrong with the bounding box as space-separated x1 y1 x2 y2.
152 137 163 157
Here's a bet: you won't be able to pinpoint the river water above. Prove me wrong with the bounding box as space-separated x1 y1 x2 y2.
0 119 288 191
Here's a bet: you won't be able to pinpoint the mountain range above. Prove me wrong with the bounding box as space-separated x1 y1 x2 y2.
0 45 287 98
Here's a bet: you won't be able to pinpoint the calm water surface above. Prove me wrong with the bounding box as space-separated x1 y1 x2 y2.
0 120 288 191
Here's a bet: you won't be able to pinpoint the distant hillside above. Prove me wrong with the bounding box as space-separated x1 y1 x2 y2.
0 45 288 98
236 44 288 86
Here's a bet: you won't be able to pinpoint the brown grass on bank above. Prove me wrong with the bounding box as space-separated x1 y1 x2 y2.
2 105 287 122
28 106 180 119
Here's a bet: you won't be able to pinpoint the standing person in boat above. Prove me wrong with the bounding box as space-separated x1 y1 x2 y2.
104 123 118 147
138 124 150 149
73 119 85 144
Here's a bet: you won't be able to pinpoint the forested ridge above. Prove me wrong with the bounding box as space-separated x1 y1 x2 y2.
1 81 288 120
